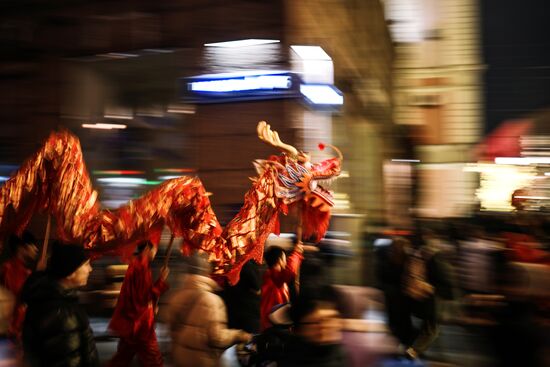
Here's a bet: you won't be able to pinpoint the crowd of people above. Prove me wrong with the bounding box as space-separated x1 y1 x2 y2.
0 212 547 366
376 213 550 367
0 232 347 367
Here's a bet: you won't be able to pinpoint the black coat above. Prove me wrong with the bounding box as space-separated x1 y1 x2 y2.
21 272 99 367
277 335 348 367
224 260 262 333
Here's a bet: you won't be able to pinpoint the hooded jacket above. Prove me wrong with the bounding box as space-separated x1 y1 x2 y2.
166 274 243 367
21 272 99 367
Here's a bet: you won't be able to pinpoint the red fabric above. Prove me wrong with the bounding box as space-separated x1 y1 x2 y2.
260 250 303 330
107 330 163 367
108 254 168 340
503 232 550 265
475 119 533 160
0 257 31 338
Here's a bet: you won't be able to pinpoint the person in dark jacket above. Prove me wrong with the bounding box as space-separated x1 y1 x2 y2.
379 235 456 359
21 242 98 367
277 289 347 367
224 259 262 333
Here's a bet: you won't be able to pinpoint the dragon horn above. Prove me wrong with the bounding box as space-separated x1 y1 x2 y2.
257 121 299 158
325 144 344 161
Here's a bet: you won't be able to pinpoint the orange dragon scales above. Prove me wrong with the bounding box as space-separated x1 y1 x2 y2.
0 121 342 284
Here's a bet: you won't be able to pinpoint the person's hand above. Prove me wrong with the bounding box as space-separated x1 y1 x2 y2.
408 280 434 300
237 331 252 343
302 244 319 252
295 242 304 253
160 266 170 282
36 258 47 271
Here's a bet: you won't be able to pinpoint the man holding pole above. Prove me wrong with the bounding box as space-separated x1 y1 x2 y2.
260 240 304 331
107 240 169 367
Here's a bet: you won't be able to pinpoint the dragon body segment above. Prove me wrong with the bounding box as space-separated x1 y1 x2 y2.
0 122 342 284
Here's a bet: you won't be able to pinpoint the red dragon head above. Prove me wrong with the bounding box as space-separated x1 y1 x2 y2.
256 121 343 241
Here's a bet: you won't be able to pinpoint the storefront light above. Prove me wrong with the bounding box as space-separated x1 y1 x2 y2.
495 157 550 165
154 168 195 173
291 46 332 60
300 84 343 105
82 123 127 130
391 159 420 163
204 39 280 48
97 177 146 187
93 170 144 175
104 114 133 120
189 75 292 93
159 175 181 181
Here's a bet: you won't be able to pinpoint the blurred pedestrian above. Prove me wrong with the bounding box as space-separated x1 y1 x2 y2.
492 258 545 367
107 240 169 367
21 242 98 367
261 242 303 330
380 235 455 359
377 237 412 354
166 252 251 367
293 246 327 302
277 289 347 367
401 240 438 359
224 259 261 334
0 231 38 340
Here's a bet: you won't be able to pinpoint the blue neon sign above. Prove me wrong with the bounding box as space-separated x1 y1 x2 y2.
180 71 343 109
189 75 292 92
181 71 300 103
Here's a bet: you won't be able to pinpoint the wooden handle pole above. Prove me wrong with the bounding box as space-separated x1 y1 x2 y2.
163 234 176 268
155 234 175 315
37 214 51 271
296 205 303 245
294 202 304 294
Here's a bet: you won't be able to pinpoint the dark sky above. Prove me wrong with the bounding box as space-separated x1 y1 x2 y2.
480 0 550 133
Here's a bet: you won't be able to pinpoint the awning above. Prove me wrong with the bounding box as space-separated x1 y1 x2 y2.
475 119 533 160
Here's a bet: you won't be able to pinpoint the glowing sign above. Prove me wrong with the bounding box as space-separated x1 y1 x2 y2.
182 72 344 108
300 84 343 105
189 75 292 92
182 71 299 103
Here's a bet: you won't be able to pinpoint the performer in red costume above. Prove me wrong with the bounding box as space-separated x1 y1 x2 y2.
260 241 303 331
0 232 38 340
107 240 169 367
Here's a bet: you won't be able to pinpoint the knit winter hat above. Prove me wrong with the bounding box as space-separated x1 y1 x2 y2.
47 242 89 279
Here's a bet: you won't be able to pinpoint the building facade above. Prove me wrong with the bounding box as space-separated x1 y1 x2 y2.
385 0 483 219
